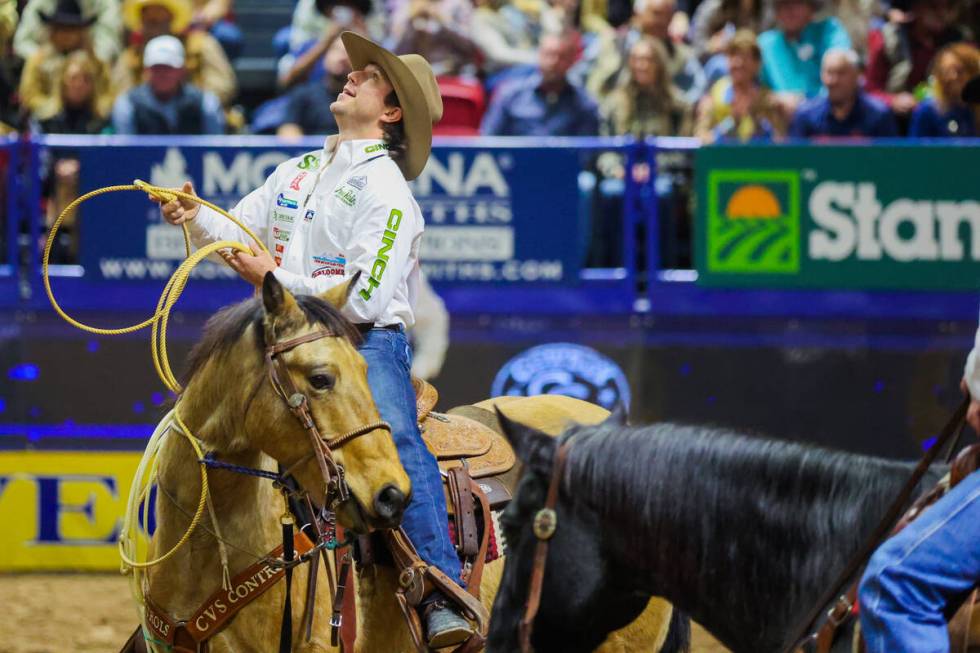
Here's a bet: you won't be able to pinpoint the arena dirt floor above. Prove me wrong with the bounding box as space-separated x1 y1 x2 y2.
0 574 728 652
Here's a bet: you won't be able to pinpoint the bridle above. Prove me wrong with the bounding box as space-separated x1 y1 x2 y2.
519 441 572 653
264 327 391 516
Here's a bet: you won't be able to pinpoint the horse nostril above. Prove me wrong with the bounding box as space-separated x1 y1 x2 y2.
373 484 406 522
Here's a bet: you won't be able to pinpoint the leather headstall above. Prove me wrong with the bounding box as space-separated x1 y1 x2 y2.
264 328 390 514
519 441 571 653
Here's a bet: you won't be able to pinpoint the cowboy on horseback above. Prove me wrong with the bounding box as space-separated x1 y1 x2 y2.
157 32 475 648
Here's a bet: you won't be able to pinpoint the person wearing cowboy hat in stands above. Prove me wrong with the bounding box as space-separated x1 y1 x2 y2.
157 32 476 647
14 0 121 62
18 0 111 116
113 0 236 106
859 115 980 649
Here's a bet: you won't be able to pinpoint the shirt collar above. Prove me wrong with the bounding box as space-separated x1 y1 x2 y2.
322 137 390 169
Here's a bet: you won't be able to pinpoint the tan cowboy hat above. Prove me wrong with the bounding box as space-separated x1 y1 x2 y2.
123 0 192 34
340 31 443 181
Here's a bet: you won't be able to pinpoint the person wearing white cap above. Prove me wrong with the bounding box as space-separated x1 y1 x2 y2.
110 34 224 134
156 33 477 648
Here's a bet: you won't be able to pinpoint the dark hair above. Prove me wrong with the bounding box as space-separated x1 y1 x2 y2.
381 89 408 166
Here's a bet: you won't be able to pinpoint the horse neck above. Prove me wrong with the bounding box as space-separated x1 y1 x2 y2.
576 425 914 653
146 346 282 616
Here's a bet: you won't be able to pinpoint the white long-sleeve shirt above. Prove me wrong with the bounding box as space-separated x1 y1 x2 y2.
966 305 980 400
188 137 423 328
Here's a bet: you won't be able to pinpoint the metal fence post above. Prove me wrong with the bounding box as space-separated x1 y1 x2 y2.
4 138 19 286
643 138 661 303
621 138 638 295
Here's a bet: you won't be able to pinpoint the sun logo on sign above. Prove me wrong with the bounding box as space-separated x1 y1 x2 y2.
706 170 801 274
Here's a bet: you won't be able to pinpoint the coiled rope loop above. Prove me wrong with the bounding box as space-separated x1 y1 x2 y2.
42 180 265 591
42 180 268 393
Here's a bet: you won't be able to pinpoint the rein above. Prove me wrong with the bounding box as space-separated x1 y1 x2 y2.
781 396 970 653
520 441 572 653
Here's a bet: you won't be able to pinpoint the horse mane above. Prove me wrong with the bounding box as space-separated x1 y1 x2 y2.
182 294 362 384
563 420 925 650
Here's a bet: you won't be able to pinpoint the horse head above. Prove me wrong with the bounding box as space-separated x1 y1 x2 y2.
192 272 411 533
487 407 648 653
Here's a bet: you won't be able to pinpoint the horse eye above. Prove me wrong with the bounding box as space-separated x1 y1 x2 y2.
308 373 336 391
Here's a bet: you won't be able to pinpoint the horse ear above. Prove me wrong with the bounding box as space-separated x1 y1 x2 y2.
262 271 299 317
320 271 362 309
496 407 557 474
605 402 629 426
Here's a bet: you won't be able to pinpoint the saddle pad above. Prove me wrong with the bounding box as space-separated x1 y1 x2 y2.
422 412 493 459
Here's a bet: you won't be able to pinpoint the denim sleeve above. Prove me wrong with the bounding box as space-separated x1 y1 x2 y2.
202 92 225 135
480 91 511 135
788 109 809 138
110 93 136 135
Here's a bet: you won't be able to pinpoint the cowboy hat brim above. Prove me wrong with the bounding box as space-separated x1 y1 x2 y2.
340 31 436 181
122 0 192 34
40 10 98 26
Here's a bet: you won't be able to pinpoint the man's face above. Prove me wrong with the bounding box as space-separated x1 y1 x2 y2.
141 5 174 39
775 0 813 35
822 53 859 105
50 25 86 53
146 64 185 97
331 63 399 128
323 37 352 79
636 0 674 38
538 35 576 84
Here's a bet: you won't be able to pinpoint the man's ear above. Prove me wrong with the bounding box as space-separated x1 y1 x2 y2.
380 106 403 124
320 271 361 309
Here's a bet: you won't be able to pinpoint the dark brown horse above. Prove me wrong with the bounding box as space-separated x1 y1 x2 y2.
487 409 946 653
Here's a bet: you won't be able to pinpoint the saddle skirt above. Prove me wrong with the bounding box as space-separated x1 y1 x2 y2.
413 378 517 508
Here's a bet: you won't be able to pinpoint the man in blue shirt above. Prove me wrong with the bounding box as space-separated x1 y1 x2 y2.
759 0 851 102
790 48 898 138
480 31 600 137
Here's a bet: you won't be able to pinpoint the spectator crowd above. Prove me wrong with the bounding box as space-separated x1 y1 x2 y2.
2 0 977 269
1 0 978 139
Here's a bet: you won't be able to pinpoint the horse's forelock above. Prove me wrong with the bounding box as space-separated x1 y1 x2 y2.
182 294 362 385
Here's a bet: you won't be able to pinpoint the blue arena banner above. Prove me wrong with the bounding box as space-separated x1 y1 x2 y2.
55 136 583 287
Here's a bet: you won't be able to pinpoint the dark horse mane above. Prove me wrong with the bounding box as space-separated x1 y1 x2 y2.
563 419 932 652
182 294 362 384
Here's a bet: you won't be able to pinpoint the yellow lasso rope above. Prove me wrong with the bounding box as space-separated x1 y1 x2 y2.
42 181 269 393
43 180 266 583
118 408 208 570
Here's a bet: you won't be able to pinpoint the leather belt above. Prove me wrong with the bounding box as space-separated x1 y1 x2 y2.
354 323 404 334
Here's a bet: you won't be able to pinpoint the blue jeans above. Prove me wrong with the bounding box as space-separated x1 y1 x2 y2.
359 327 462 584
859 470 980 653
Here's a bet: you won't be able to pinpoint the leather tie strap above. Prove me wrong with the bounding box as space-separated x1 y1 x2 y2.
520 441 571 653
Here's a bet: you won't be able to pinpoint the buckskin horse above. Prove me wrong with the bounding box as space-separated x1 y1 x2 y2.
124 274 411 652
487 409 980 653
123 275 684 652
